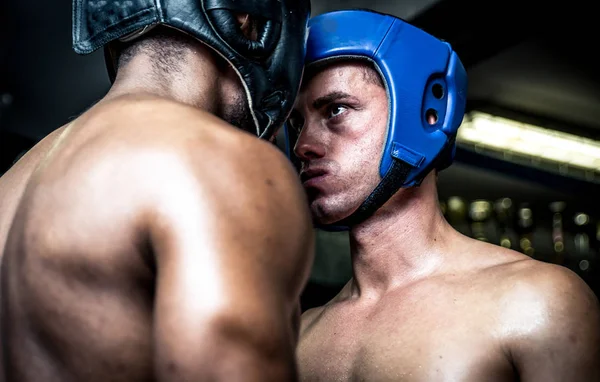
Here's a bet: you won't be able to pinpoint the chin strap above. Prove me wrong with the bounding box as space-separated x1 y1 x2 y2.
317 137 456 231
317 157 414 231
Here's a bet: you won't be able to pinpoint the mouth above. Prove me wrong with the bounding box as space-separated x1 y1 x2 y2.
300 168 329 187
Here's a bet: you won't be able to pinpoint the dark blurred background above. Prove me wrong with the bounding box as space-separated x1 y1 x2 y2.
1 0 599 312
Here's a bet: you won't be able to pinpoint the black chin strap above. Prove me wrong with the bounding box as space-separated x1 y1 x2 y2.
318 136 456 231
321 158 414 229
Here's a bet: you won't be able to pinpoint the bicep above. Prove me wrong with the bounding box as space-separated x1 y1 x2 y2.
147 152 313 380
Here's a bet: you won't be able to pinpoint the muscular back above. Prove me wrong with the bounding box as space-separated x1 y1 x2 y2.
1 95 314 382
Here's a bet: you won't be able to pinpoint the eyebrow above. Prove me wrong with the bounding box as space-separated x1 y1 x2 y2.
312 91 359 110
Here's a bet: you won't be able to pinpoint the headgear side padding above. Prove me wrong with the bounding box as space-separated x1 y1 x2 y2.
72 0 311 140
285 10 467 230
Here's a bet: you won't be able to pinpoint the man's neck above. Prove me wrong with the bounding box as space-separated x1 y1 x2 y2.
348 174 458 298
103 48 220 111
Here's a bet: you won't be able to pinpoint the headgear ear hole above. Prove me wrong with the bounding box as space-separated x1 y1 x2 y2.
432 83 444 99
426 109 439 125
206 10 281 58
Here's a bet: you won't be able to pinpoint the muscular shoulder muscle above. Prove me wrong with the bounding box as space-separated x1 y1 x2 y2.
143 125 314 381
0 126 66 382
502 261 600 382
0 126 67 253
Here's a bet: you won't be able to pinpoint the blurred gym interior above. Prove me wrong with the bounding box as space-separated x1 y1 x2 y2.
1 0 598 312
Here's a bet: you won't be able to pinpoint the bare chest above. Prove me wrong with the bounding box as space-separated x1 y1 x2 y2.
298 298 513 382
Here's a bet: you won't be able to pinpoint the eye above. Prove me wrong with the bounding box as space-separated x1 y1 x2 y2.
328 104 347 119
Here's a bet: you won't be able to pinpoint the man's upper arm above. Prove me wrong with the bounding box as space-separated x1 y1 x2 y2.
145 141 314 381
508 264 600 382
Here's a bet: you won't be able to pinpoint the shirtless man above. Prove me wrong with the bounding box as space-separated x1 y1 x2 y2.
287 9 600 381
0 1 313 381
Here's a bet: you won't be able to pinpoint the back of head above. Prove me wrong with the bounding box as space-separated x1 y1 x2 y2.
72 0 311 139
112 25 197 79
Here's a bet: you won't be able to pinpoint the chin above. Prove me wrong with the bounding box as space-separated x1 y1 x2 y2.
309 196 355 226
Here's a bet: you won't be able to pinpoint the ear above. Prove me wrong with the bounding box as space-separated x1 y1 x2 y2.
235 13 257 41
209 10 275 57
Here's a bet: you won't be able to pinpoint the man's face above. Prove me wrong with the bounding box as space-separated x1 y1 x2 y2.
289 62 389 224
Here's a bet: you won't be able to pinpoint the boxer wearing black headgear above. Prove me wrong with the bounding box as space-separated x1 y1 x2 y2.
290 10 600 382
0 1 314 381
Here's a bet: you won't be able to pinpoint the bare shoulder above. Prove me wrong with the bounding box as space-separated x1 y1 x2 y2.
490 254 598 314
474 240 599 320
0 125 68 253
163 105 311 230
22 96 312 260
0 124 67 190
459 237 599 337
468 246 600 378
103 95 302 190
300 306 326 336
112 97 314 258
87 95 308 214
483 251 600 354
299 282 351 335
465 239 592 301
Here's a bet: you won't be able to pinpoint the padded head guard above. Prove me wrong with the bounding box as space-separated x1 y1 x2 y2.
72 0 311 140
284 9 467 229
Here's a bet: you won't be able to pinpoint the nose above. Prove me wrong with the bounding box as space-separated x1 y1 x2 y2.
293 122 326 161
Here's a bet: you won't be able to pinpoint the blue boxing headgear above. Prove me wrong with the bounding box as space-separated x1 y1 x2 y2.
284 9 467 229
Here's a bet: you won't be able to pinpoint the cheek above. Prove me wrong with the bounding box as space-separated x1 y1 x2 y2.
339 114 387 178
220 67 246 102
335 132 384 186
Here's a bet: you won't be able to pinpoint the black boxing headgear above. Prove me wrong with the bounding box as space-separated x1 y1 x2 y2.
72 0 311 140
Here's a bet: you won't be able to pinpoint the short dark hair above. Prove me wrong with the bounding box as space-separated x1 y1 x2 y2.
114 15 261 76
361 65 384 88
115 26 195 76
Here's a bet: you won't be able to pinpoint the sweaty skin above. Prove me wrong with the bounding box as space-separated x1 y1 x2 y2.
298 238 600 382
292 62 600 382
0 94 314 382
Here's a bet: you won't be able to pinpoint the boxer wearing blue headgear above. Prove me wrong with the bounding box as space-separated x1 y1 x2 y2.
0 1 314 381
290 10 600 382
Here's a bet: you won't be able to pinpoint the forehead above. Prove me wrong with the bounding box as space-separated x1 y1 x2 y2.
298 61 375 102
295 59 385 109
